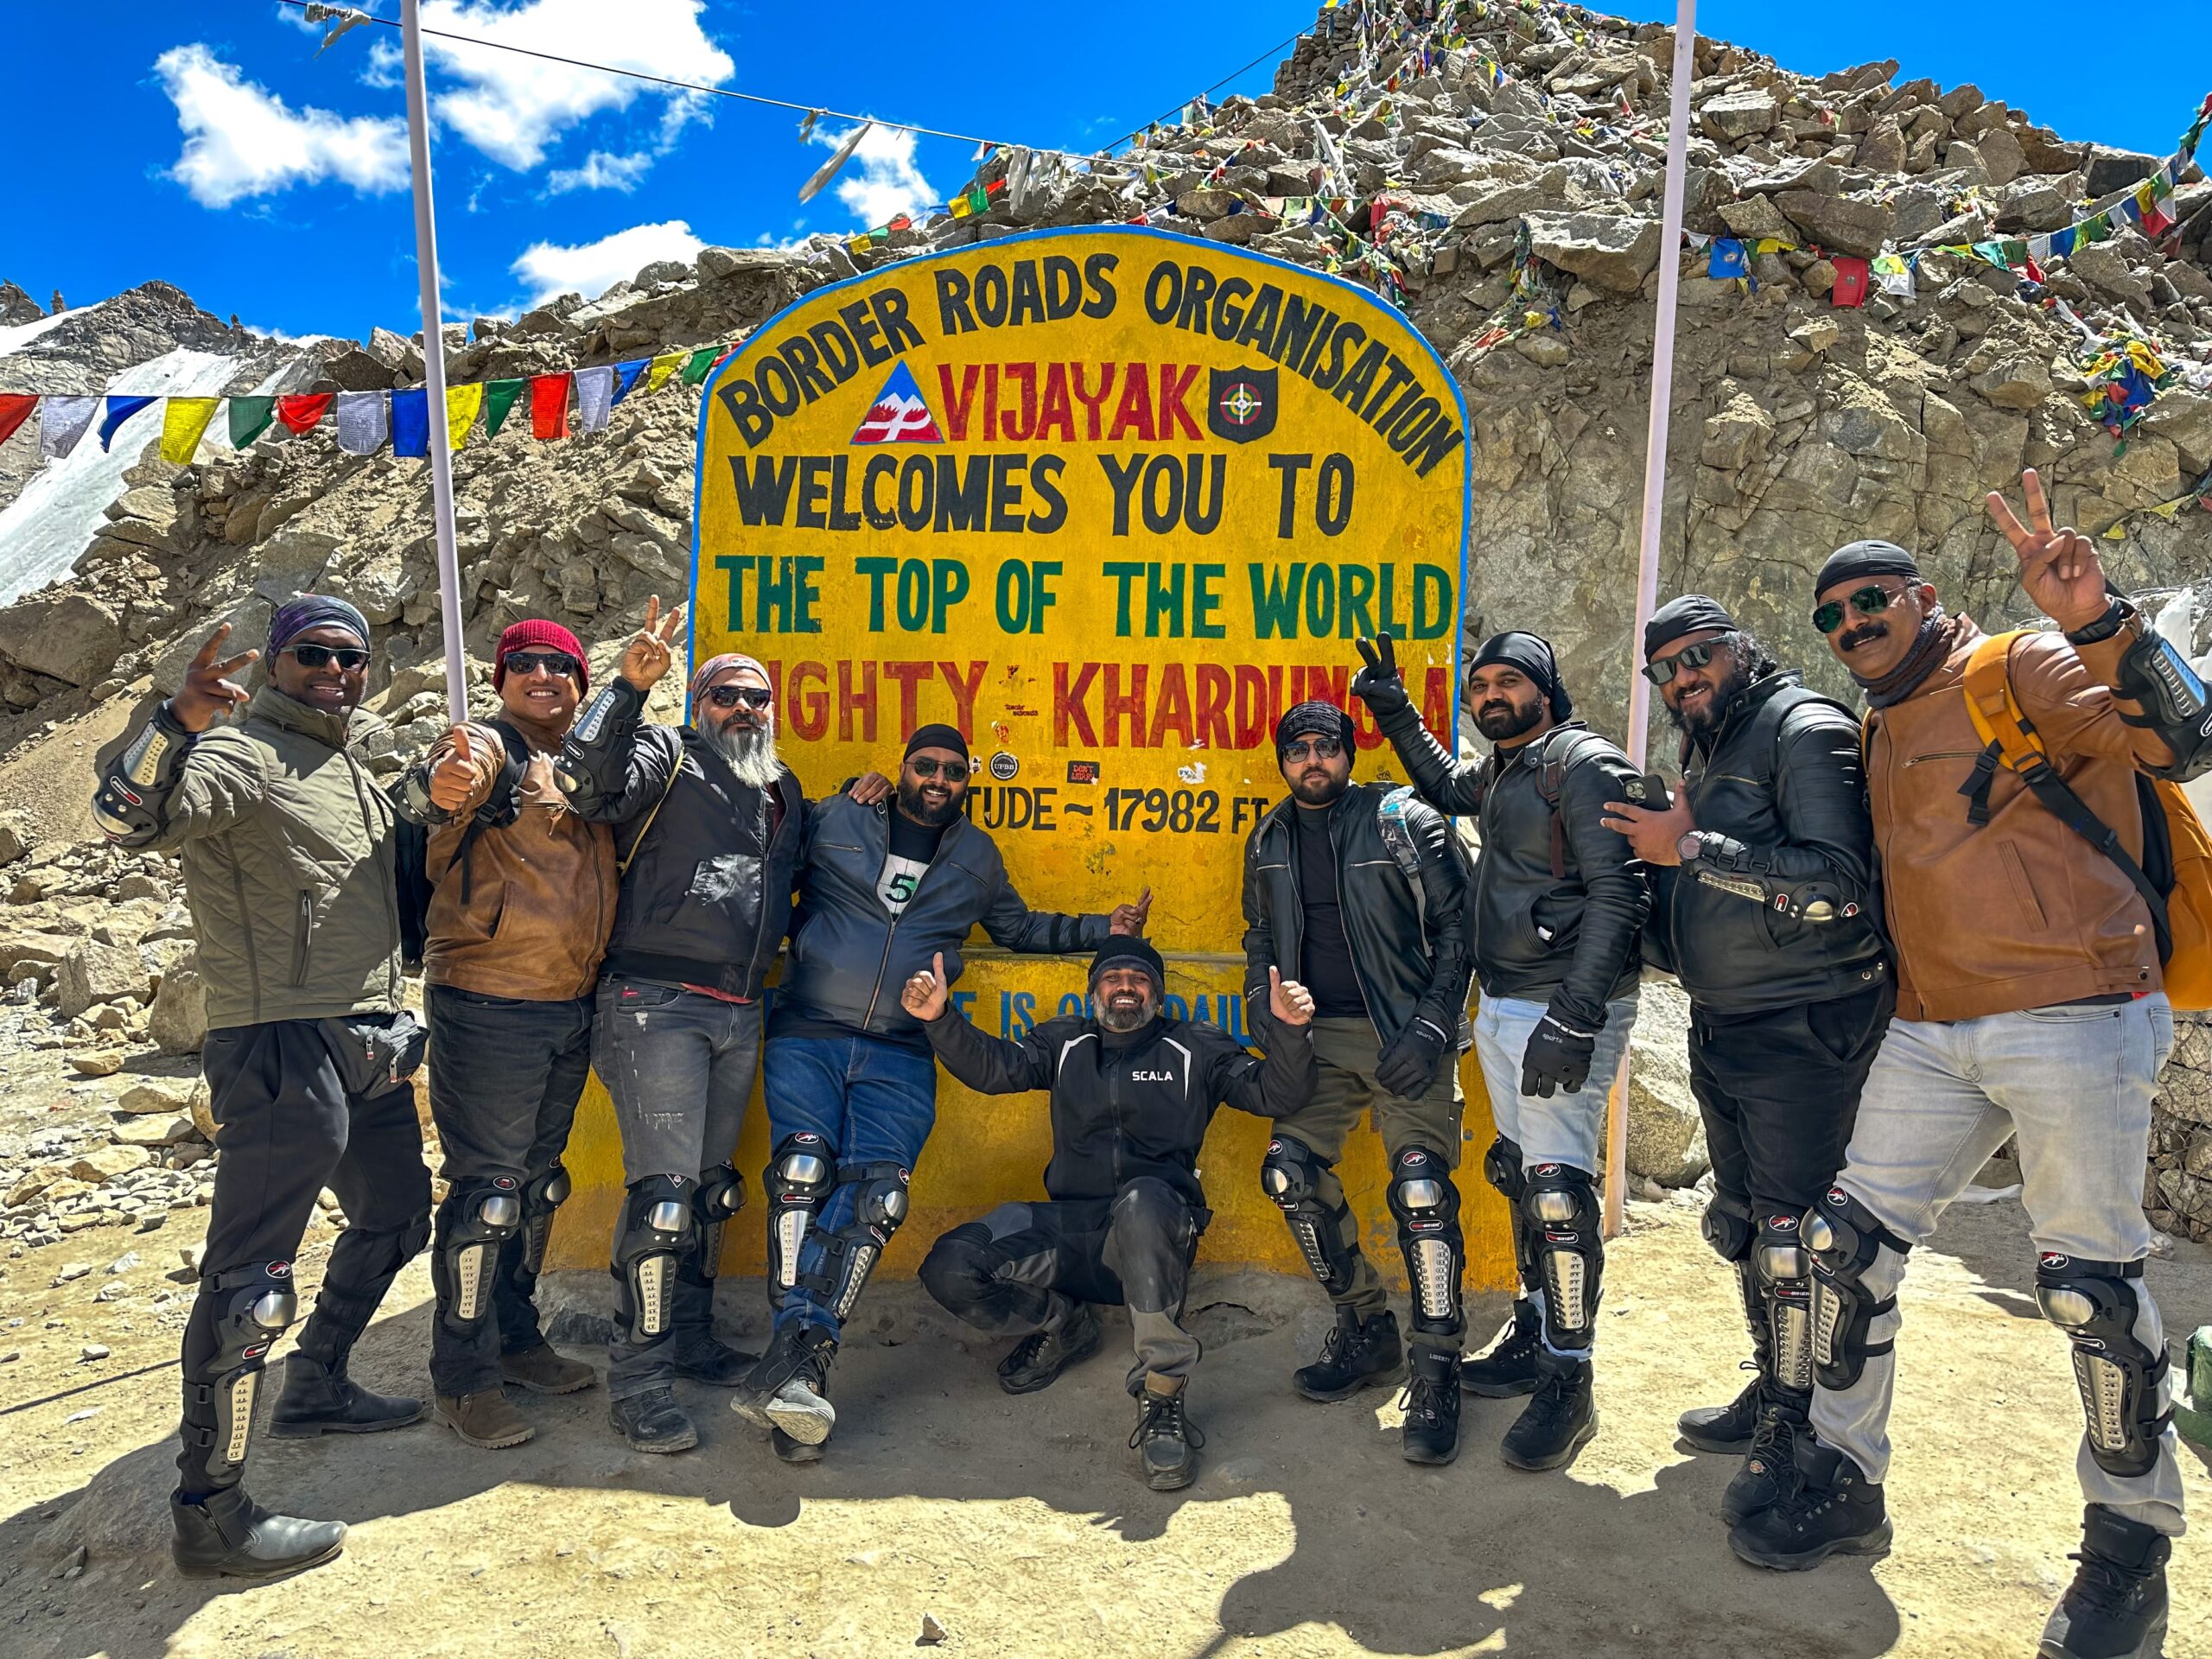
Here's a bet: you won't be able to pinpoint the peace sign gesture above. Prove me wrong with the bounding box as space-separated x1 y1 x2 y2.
1351 631 1410 716
618 594 687 691
1986 468 2109 633
170 622 259 733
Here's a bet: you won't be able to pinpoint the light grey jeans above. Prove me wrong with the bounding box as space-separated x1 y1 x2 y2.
1808 995 2184 1536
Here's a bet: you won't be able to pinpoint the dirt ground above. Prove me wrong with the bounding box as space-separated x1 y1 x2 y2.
0 1191 2206 1659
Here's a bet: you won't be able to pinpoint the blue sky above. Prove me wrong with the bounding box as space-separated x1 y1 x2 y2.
8 3 2205 344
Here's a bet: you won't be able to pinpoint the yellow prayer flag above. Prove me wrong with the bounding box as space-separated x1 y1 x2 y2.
645 353 683 395
160 397 220 465
446 382 484 452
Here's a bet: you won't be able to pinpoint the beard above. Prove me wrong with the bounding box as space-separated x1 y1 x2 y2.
1097 989 1158 1033
1663 662 1755 737
1473 696 1544 742
898 777 963 826
706 718 783 789
1287 765 1350 806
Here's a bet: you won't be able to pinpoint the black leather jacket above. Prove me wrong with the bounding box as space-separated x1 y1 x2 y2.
779 791 1107 1040
1241 782 1473 1050
923 1010 1313 1207
1645 672 1889 1014
1374 702 1647 1029
556 677 804 999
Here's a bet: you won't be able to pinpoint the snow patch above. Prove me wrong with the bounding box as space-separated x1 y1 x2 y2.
0 302 100 359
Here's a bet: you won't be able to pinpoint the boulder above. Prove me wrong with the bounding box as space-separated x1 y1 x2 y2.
69 1144 151 1183
1774 190 1897 258
1974 125 2026 188
54 938 152 1020
1625 984 1707 1186
1700 89 1777 142
1714 194 1796 244
2068 244 2152 312
0 593 124 687
116 1076 206 1116
112 1114 196 1148
1856 117 1906 175
148 955 207 1055
1523 212 1662 293
2082 144 2163 197
1969 352 2053 410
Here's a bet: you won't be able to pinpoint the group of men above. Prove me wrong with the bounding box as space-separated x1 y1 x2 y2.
92 467 2197 1659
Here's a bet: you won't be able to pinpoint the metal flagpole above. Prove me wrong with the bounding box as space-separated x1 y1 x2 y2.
1604 0 1698 1240
401 0 470 723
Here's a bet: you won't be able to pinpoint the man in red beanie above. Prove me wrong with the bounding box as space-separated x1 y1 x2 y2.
393 617 615 1450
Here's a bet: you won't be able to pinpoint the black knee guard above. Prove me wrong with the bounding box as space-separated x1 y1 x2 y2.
1522 1162 1602 1350
613 1175 696 1344
2035 1254 2173 1480
802 1161 910 1321
181 1262 298 1487
518 1159 571 1277
435 1176 522 1334
692 1163 747 1282
1701 1192 1755 1262
1388 1145 1465 1339
1754 1207 1815 1393
1261 1134 1357 1292
765 1132 836 1298
1803 1185 1908 1390
1484 1135 1538 1293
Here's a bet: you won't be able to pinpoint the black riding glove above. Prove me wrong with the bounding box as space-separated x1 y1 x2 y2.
1375 1015 1452 1098
1351 633 1413 721
1520 1007 1598 1098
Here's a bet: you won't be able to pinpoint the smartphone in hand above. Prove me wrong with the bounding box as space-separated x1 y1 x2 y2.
1624 772 1674 811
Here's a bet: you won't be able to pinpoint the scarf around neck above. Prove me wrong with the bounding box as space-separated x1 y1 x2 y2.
1854 610 1961 709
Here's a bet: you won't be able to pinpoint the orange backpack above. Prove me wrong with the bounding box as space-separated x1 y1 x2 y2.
1959 629 2212 1012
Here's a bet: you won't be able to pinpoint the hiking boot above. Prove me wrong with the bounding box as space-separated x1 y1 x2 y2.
171 1487 346 1580
1128 1376 1204 1491
1400 1345 1462 1465
1720 1388 1808 1527
734 1324 839 1447
1459 1299 1541 1398
500 1342 596 1395
1728 1439 1891 1570
608 1386 698 1454
1500 1352 1598 1471
1679 1367 1763 1452
1294 1306 1402 1402
266 1353 423 1439
2037 1505 2171 1659
436 1389 535 1450
997 1304 1103 1395
671 1333 760 1388
771 1427 823 1465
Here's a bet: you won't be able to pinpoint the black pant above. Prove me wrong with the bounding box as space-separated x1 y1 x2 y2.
425 986 593 1397
919 1177 1207 1393
1689 978 1895 1216
182 1019 430 1492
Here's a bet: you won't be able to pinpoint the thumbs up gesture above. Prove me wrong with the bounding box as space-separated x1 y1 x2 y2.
902 951 950 1022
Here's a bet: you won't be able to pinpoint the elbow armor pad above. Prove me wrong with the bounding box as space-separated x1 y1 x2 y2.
2116 621 2212 780
92 702 194 842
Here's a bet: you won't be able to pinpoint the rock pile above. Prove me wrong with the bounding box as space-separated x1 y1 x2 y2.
2149 1014 2212 1242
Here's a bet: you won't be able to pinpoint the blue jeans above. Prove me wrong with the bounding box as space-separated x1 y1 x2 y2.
761 1032 939 1340
1470 991 1638 1171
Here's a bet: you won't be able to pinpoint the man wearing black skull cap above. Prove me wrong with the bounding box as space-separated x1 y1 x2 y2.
1242 696 1475 1464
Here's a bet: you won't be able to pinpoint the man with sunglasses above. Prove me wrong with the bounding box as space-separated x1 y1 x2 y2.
734 723 1147 1462
395 620 612 1452
93 596 431 1580
1728 477 2210 1659
1243 696 1478 1465
558 598 809 1455
1349 632 1643 1471
1597 595 1889 1534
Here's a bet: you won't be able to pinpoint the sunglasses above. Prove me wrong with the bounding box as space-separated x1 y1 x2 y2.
1641 642 1716 685
1812 584 1903 635
907 757 966 779
1283 737 1344 761
704 683 773 709
504 651 581 679
284 644 370 671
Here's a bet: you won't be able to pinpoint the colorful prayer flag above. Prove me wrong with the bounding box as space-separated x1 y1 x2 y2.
608 360 647 407
99 395 156 452
531 373 573 440
644 354 683 396
0 394 35 448
1707 238 1748 280
160 397 219 465
336 390 389 455
228 397 274 448
445 382 483 452
680 347 717 386
391 389 429 458
484 378 524 437
575 365 616 433
1830 256 1870 308
274 393 333 435
41 396 97 460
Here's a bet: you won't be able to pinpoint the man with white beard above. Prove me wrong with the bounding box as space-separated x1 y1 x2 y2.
556 600 814 1454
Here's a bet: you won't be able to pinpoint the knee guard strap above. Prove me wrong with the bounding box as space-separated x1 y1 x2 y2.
1388 1145 1465 1338
1803 1185 1908 1390
613 1175 696 1344
518 1160 571 1277
1754 1207 1815 1393
1522 1162 1602 1350
691 1163 747 1282
765 1132 836 1298
184 1262 299 1481
1261 1135 1358 1293
1701 1192 1756 1263
1484 1135 1540 1295
799 1161 910 1321
436 1177 523 1332
2035 1254 2172 1480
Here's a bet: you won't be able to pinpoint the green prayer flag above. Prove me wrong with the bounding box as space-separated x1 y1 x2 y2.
228 396 274 448
484 378 525 437
681 347 717 385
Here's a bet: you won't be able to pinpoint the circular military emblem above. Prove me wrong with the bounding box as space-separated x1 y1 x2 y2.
1218 380 1264 429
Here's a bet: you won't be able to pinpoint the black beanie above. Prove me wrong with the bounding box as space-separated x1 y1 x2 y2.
1469 630 1572 721
1273 700 1357 759
905 723 969 762
1090 938 1165 999
1816 540 1924 595
1643 594 1738 661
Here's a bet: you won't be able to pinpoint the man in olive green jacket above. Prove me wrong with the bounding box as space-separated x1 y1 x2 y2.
93 596 431 1582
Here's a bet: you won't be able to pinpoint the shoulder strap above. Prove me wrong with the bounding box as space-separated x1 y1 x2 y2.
449 721 535 903
1533 728 1608 880
617 736 688 877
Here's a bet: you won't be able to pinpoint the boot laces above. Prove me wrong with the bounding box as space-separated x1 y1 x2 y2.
1745 1396 1802 1468
1518 1363 1580 1425
1130 1390 1204 1451
1397 1364 1452 1425
1005 1330 1055 1374
2063 1546 2155 1617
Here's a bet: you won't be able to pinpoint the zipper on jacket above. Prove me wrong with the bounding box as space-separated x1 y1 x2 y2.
289 891 313 987
231 858 261 1023
860 807 960 1028
1328 802 1382 1038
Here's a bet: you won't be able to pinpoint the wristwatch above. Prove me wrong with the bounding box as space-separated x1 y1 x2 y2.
1676 830 1705 864
2064 595 2133 646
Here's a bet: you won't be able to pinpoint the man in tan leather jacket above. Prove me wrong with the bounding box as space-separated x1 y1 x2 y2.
399 619 615 1451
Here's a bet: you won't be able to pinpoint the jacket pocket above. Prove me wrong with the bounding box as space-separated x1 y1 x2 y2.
289 891 315 988
1996 841 2049 932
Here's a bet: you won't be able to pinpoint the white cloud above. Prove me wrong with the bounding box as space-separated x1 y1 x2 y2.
811 124 937 229
411 0 733 171
511 219 702 303
156 43 408 207
546 149 652 194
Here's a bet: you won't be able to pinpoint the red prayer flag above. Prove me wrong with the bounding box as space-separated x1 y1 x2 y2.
274 393 334 435
1829 256 1870 308
531 373 572 441
0 394 35 448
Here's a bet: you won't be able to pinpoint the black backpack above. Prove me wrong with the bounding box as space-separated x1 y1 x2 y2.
393 722 532 971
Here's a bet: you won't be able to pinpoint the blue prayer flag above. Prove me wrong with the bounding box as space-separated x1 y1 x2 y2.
98 395 156 452
1708 238 1748 280
608 360 649 407
391 389 430 458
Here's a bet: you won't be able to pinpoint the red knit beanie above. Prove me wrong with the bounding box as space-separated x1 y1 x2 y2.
494 619 588 690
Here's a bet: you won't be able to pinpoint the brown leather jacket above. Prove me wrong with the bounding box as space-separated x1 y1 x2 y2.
423 715 617 1001
1866 613 2174 1022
